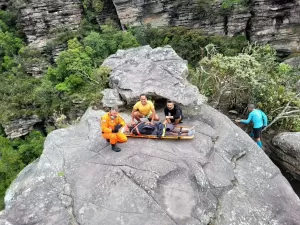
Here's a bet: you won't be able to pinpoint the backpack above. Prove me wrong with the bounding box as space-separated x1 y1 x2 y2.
151 122 165 138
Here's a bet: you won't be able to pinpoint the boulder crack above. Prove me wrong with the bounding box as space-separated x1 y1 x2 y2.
121 169 178 225
231 151 246 169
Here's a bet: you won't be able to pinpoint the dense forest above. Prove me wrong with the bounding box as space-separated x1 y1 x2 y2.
0 0 299 209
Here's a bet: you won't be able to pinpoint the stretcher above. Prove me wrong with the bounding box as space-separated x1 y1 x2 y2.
122 125 195 140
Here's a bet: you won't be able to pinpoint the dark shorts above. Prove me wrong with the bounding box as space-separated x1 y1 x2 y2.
170 114 183 123
253 127 262 139
166 123 175 131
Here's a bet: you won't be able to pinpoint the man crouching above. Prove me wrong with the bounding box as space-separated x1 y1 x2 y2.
101 106 127 152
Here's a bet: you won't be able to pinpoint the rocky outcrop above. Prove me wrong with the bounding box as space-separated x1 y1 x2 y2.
272 132 300 180
1 105 300 224
4 115 42 139
250 0 300 56
12 0 300 56
112 0 300 55
102 45 207 106
284 56 300 68
0 0 8 10
19 0 82 48
101 88 124 108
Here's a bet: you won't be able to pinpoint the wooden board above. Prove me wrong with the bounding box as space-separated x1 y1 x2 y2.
123 125 195 140
125 133 194 140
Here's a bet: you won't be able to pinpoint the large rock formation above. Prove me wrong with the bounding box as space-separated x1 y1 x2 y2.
112 0 300 55
1 105 300 225
272 132 300 180
4 115 42 139
0 0 8 10
12 0 300 55
102 45 207 106
250 0 300 56
19 0 82 48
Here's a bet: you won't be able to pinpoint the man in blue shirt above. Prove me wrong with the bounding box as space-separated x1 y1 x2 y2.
235 104 268 148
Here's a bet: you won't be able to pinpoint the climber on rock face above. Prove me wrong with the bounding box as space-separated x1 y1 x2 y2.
101 106 127 152
235 104 268 148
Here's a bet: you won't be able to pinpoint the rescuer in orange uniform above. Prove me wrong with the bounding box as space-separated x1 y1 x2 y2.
101 106 127 152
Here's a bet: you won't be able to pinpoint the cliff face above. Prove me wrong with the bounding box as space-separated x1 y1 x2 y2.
113 0 300 55
18 0 82 48
251 0 300 56
13 0 300 55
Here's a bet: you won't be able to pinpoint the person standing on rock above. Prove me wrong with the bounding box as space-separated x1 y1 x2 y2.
131 94 159 125
101 106 127 152
164 100 183 125
235 104 268 148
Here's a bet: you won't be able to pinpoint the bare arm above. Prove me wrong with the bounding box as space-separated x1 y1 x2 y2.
131 108 136 123
151 107 157 123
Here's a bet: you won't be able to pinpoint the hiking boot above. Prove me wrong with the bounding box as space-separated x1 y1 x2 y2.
106 139 110 143
111 144 121 152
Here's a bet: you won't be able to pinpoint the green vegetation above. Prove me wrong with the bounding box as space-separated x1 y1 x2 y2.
0 0 299 210
190 43 300 131
0 131 45 209
82 0 104 24
130 26 247 67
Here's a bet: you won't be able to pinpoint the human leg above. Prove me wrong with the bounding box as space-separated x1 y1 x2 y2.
102 133 121 152
133 111 143 123
116 132 127 143
148 113 159 121
253 128 263 148
173 115 182 125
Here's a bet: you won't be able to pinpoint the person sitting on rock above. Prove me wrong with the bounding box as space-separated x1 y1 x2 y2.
131 94 159 125
164 100 183 125
101 106 127 152
235 104 268 148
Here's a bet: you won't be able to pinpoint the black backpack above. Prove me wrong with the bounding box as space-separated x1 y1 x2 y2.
151 122 165 138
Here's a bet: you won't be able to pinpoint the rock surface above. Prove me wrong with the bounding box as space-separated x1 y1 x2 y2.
250 0 300 56
4 115 42 139
284 56 300 69
12 0 300 55
18 0 82 48
112 0 300 55
272 132 300 180
1 105 300 225
102 45 207 106
101 88 124 108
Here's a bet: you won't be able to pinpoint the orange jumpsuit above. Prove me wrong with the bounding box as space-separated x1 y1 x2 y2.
101 112 127 145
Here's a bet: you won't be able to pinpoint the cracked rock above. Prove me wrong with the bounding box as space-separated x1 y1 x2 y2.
1 103 300 224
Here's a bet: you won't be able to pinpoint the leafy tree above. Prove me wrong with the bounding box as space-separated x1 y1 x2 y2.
82 0 104 24
0 131 45 209
130 26 247 67
191 43 300 130
0 74 42 123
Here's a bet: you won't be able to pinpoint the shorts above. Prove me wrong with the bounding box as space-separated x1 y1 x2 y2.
166 123 175 131
170 114 183 123
253 127 262 139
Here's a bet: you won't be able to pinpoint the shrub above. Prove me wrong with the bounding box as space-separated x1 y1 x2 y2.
130 26 247 67
191 43 300 130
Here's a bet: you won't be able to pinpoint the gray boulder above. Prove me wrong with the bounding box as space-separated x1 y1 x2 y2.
19 0 82 49
4 116 42 139
272 132 300 180
284 57 300 69
102 45 207 106
101 88 124 108
1 105 300 225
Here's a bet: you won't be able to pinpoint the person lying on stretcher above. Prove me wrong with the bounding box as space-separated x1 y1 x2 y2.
122 121 195 136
